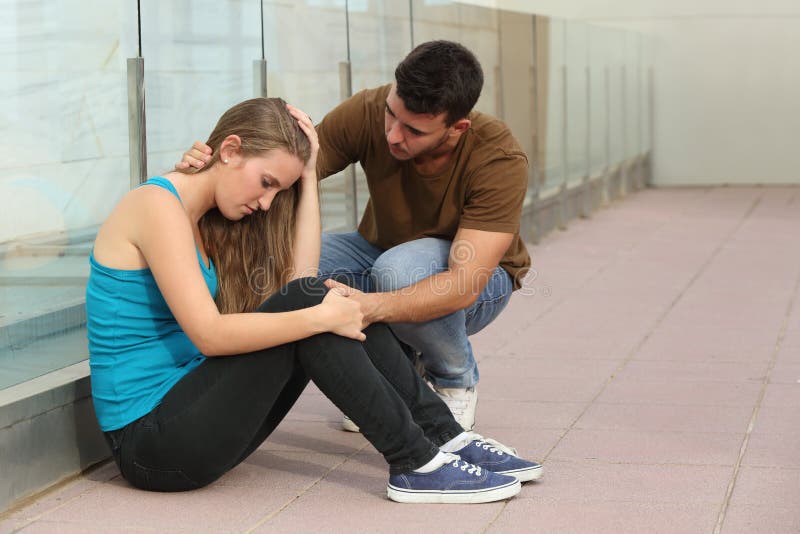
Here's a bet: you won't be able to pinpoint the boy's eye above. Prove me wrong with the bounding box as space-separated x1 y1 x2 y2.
261 178 270 188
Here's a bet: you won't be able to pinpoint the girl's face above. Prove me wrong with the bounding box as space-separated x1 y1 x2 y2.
218 149 304 220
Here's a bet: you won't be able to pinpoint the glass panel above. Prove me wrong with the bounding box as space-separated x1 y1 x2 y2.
624 30 642 159
606 28 626 167
543 18 566 192
262 0 349 231
141 2 262 182
641 34 653 154
411 0 500 116
565 20 588 185
588 24 610 175
347 0 412 219
0 0 135 389
349 1 410 92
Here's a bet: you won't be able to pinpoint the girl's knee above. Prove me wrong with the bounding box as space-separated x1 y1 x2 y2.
256 277 328 312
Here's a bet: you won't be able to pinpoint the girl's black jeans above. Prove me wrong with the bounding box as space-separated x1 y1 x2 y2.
103 277 464 491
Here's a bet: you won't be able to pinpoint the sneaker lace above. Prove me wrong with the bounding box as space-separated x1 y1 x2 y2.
443 453 482 477
466 432 519 456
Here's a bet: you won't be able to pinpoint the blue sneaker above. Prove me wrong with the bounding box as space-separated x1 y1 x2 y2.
454 433 543 482
387 454 521 504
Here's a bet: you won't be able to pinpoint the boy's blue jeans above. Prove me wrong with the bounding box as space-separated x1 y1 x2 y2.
320 232 514 389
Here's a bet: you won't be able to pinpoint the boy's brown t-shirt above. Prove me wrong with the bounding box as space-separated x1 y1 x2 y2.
316 84 530 289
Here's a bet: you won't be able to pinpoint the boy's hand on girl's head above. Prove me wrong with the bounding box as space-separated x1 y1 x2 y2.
175 141 213 171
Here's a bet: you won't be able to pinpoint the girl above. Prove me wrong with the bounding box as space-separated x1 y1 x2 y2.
87 97 538 503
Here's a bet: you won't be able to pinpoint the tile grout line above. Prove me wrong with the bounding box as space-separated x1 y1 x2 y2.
712 257 800 534
241 442 370 534
541 191 765 463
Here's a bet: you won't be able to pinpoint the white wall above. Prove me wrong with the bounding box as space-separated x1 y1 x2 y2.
462 0 800 185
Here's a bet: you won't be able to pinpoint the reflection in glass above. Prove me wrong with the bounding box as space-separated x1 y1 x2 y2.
0 1 135 389
263 0 349 231
565 20 588 185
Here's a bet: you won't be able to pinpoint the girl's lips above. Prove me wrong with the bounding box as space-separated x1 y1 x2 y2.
244 206 253 215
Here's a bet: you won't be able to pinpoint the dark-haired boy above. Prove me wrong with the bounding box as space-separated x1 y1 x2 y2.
315 40 530 433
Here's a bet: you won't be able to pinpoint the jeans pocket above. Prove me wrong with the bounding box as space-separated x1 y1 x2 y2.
130 461 200 492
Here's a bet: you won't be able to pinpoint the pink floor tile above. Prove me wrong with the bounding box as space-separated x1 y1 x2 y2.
596 378 763 406
576 403 753 433
489 499 720 534
750 405 800 435
256 419 369 454
476 399 587 430
761 383 800 407
280 389 341 423
17 520 157 533
251 451 505 533
478 356 621 382
35 482 301 532
614 360 768 383
549 428 744 466
721 504 800 534
741 432 800 469
728 466 800 508
529 460 732 504
634 327 778 362
216 450 352 491
478 376 605 403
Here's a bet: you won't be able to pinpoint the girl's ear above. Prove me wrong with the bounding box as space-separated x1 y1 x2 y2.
219 134 243 162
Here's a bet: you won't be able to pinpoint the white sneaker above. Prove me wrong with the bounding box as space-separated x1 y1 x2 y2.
341 414 360 433
433 385 478 431
341 385 478 433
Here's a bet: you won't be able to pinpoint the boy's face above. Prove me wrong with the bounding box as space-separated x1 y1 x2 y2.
383 83 452 161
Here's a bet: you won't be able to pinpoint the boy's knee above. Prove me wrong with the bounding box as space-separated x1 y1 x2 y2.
372 238 450 292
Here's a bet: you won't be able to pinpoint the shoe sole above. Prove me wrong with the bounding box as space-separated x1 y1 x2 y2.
387 479 521 504
497 464 543 483
341 417 360 433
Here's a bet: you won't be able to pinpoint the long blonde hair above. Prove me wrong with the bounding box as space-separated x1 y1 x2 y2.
180 98 311 313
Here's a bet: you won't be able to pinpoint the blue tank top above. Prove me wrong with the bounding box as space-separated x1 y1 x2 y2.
86 177 218 431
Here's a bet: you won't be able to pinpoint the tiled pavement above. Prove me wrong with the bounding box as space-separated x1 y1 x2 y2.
2 186 799 533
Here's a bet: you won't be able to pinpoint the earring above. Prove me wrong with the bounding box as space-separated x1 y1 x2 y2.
223 159 229 164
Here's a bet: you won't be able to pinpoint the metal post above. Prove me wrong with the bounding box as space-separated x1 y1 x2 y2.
621 65 628 195
339 61 358 230
253 59 268 97
583 64 591 218
255 1 267 97
585 64 591 182
127 57 147 188
558 64 568 230
647 66 655 186
530 64 540 199
602 65 611 206
604 65 611 170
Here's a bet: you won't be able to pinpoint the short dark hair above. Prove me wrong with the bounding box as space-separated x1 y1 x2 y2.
394 40 484 126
